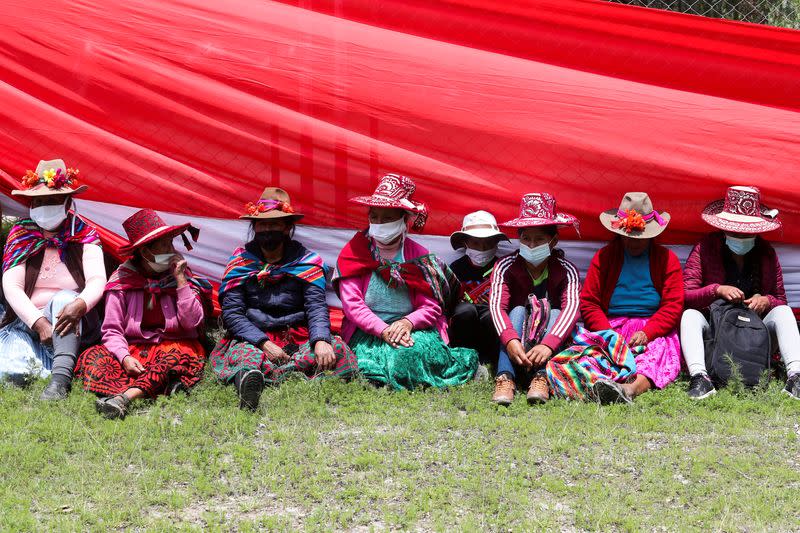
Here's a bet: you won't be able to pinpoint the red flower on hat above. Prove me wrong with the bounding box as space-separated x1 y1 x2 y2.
20 170 39 189
279 201 294 214
612 209 646 233
245 202 268 216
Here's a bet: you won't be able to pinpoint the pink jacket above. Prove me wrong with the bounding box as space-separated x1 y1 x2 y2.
102 284 205 362
338 238 449 343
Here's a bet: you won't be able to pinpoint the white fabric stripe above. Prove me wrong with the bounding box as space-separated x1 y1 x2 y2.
489 255 515 336
4 195 800 308
549 258 580 339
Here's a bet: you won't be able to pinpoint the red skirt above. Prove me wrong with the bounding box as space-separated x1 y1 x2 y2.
76 339 206 397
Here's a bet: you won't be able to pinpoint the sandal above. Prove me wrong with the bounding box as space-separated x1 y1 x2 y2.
95 394 131 419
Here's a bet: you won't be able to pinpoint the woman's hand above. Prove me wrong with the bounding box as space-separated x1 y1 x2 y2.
31 317 54 345
715 284 745 303
122 356 145 377
526 344 553 367
260 340 289 362
54 298 87 336
171 254 188 287
506 339 531 369
314 341 336 371
628 331 649 347
744 294 770 316
381 319 414 348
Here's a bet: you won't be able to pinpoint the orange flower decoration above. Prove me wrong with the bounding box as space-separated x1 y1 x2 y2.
612 209 646 233
21 170 40 189
244 202 268 216
279 202 294 214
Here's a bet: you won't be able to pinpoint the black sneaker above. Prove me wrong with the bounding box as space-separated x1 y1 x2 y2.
687 374 716 400
40 379 71 401
238 370 265 411
783 374 800 400
592 379 632 405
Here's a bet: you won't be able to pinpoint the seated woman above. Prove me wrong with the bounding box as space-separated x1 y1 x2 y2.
77 209 212 419
447 210 509 367
489 193 581 405
334 174 477 390
574 192 683 404
681 186 800 400
210 188 357 411
0 159 106 398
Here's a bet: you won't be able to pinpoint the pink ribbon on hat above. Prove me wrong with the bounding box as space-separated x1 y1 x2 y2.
617 209 666 226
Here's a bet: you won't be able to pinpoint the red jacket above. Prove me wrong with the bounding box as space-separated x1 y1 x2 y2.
580 239 684 340
683 232 786 312
489 249 581 350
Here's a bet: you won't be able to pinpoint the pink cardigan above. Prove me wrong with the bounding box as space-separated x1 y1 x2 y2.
101 284 205 362
338 238 449 343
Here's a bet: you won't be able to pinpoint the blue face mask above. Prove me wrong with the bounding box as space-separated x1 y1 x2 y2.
519 241 551 267
725 235 756 256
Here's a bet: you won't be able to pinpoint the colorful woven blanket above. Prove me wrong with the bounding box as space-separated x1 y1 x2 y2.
2 215 100 272
219 245 328 298
546 327 644 400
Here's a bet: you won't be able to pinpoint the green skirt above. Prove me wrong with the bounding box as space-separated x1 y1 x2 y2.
350 329 478 391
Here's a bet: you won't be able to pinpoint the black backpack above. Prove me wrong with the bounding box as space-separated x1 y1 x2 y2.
704 299 771 387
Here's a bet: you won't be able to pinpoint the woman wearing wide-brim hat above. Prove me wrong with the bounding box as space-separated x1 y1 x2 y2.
0 159 106 399
552 192 684 404
333 173 478 390
209 187 358 411
446 210 509 369
681 186 800 400
488 192 582 406
76 209 213 420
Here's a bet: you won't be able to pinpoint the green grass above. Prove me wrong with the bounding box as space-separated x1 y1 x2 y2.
1 373 798 532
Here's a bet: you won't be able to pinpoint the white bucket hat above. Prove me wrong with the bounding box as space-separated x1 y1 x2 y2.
450 210 509 250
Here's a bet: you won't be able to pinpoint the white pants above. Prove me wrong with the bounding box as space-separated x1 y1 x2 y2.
680 305 800 376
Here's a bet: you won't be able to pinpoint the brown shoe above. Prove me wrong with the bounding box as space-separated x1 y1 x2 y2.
527 374 550 404
492 375 515 405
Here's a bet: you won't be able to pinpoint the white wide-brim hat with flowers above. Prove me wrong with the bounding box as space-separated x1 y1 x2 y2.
12 159 88 197
701 186 780 234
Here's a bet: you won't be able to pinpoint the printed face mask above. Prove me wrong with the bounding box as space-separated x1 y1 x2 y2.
519 241 551 267
725 235 756 256
465 246 497 267
368 218 407 245
30 203 67 231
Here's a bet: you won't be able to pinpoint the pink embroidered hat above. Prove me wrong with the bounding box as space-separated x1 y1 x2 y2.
119 209 199 255
350 173 428 230
599 192 670 239
240 187 304 222
12 159 88 198
500 192 579 231
701 186 781 234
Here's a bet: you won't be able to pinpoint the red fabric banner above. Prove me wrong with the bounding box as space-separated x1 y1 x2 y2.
1 0 799 243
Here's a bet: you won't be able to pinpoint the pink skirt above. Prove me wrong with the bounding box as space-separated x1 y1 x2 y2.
609 316 682 389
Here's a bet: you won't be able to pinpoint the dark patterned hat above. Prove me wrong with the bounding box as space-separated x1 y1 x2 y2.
701 186 780 234
119 209 199 255
500 192 579 231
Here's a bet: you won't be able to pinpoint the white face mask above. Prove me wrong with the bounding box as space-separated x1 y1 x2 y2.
145 252 174 273
725 235 756 256
368 218 407 245
30 203 67 231
519 241 552 267
465 246 497 267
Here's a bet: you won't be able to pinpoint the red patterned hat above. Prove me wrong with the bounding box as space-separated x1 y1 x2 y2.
701 186 781 234
350 173 428 230
119 209 199 255
500 193 579 231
